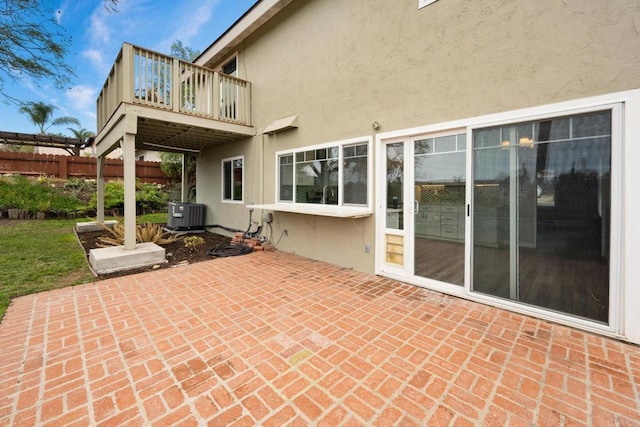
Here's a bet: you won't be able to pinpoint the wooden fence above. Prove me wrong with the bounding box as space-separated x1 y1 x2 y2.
0 151 173 184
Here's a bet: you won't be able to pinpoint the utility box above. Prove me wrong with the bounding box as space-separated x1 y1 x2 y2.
167 202 205 231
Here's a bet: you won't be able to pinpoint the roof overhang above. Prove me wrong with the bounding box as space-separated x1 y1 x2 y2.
263 115 298 134
195 0 295 69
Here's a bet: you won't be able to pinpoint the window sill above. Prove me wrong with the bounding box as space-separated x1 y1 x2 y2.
248 203 372 218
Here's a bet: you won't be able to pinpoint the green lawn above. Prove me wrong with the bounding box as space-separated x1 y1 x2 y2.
0 213 167 322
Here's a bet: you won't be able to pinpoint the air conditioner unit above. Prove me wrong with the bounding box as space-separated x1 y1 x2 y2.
167 202 205 231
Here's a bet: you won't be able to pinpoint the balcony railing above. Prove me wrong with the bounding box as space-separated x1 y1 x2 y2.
97 43 251 132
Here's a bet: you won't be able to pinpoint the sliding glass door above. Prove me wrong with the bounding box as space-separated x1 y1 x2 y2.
414 134 466 285
472 110 612 323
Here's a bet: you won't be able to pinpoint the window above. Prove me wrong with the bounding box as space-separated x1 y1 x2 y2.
221 57 237 77
278 139 370 207
222 156 243 203
343 143 368 205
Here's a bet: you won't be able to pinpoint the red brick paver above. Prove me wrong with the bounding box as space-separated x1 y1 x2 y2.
1 251 639 426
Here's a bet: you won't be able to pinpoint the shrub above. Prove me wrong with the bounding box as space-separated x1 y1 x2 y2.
0 175 85 214
136 181 169 210
183 235 205 251
89 180 170 212
97 222 183 247
62 178 96 204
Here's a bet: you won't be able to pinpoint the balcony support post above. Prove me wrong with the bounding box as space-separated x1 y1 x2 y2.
96 155 105 223
121 132 137 250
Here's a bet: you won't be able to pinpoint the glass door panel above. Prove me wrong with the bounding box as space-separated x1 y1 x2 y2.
472 111 611 323
414 134 466 285
384 142 405 267
472 128 511 297
386 143 404 230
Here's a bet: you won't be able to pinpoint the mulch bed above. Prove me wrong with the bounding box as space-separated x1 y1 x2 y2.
76 227 233 278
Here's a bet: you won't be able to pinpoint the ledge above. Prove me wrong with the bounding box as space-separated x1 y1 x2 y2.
76 220 117 233
89 242 166 274
248 203 372 218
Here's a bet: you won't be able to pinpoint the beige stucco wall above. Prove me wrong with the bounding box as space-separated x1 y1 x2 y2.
197 0 640 273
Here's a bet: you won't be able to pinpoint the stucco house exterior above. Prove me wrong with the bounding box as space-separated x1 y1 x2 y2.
93 0 640 345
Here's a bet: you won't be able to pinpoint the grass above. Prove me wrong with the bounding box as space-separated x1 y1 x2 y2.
0 213 167 322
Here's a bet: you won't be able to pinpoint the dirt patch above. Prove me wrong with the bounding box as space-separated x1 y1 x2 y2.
77 227 233 278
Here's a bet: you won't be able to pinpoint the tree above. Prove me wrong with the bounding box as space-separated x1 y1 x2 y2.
159 152 197 202
0 0 120 103
67 127 94 156
67 127 93 140
170 40 201 62
19 101 80 134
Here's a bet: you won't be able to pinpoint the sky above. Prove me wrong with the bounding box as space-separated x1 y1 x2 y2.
0 0 256 136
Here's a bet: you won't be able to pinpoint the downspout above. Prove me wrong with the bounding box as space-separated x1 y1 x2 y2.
181 153 188 203
259 131 265 206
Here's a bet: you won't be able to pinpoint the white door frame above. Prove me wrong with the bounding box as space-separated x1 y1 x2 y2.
375 89 639 344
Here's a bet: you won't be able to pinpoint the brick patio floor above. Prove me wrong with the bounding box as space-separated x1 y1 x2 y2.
0 251 639 426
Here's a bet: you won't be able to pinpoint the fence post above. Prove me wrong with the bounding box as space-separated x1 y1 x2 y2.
59 156 68 179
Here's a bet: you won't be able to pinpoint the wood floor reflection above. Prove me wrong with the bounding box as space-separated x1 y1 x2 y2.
414 236 609 323
414 237 465 286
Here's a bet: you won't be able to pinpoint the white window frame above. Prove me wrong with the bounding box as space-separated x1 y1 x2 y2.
375 89 640 345
276 137 371 207
257 136 373 218
221 155 244 204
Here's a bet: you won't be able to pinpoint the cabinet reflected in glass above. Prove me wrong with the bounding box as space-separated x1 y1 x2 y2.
414 133 466 285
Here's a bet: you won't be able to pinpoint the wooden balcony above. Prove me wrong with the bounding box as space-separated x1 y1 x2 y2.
96 43 254 153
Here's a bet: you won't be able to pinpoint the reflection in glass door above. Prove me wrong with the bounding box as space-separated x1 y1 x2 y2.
384 142 405 267
413 133 466 285
472 111 611 323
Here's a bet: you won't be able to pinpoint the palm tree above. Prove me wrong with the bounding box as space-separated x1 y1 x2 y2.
67 127 95 156
67 127 93 140
19 101 80 135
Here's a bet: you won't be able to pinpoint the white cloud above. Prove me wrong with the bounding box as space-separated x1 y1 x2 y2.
58 86 99 131
154 0 220 52
178 2 216 42
66 85 97 112
83 49 110 75
89 9 111 45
